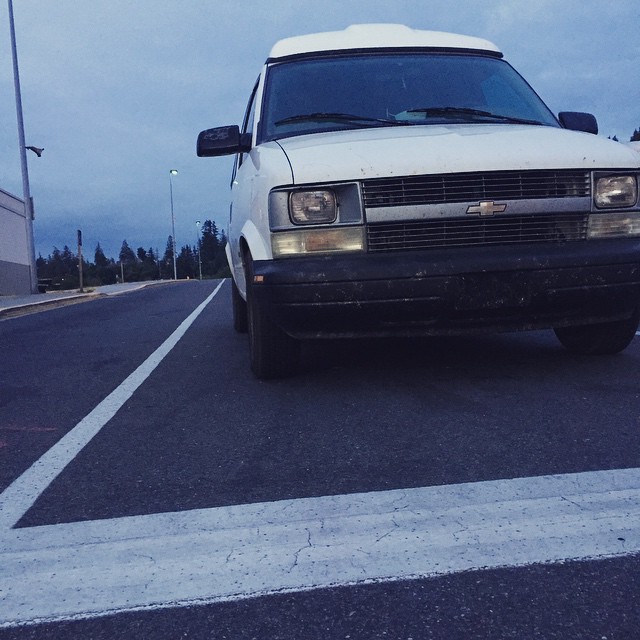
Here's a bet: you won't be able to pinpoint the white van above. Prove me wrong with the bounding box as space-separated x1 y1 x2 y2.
198 24 640 378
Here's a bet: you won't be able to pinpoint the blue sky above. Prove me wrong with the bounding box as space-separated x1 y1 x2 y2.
1 0 638 259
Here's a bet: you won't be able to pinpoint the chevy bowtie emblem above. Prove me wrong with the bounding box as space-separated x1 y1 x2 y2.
466 201 507 216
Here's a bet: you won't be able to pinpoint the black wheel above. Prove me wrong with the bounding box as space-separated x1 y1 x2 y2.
231 278 248 333
554 310 639 355
245 258 300 379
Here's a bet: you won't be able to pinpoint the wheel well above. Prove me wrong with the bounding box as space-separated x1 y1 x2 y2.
237 238 252 297
239 237 251 270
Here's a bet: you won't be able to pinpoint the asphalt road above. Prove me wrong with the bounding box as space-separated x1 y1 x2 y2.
0 279 638 639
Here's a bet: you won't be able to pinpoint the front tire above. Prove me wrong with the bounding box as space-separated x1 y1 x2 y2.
554 310 639 355
246 259 300 379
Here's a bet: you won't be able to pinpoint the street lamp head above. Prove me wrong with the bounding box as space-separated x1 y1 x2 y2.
169 169 178 175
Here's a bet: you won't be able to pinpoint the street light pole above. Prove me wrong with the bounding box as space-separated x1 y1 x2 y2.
8 0 38 293
169 169 178 280
195 220 202 280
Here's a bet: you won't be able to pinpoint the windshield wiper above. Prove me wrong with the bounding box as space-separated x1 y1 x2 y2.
275 112 403 127
404 107 545 125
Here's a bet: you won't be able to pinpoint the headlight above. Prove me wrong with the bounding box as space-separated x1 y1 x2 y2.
290 190 337 224
594 175 638 208
588 212 640 238
272 227 365 257
269 183 362 230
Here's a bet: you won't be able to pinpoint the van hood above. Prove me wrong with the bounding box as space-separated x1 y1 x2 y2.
275 124 640 185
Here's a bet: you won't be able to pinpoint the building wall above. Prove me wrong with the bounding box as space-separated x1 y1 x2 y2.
0 188 31 295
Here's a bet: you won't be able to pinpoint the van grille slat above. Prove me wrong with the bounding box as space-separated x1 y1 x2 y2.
362 170 590 207
367 213 589 252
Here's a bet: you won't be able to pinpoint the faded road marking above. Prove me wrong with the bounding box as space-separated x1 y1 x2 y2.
1 467 639 628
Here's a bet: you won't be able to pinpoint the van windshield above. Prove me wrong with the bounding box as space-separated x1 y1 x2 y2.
260 52 558 142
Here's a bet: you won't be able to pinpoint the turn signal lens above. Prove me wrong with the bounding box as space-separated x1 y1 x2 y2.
588 212 640 238
272 227 364 257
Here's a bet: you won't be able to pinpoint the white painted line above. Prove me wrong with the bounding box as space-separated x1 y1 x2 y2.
1 467 639 628
0 281 224 530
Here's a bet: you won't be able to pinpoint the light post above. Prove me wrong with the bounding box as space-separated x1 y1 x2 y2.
169 169 178 280
195 220 203 280
8 0 38 293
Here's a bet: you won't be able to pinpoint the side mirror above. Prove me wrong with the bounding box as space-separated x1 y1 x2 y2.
196 126 251 157
558 112 598 135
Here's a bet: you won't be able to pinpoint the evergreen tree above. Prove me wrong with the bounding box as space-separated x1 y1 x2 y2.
48 248 63 278
200 219 229 277
631 128 640 142
138 246 158 281
200 220 219 266
176 245 197 279
161 236 175 279
36 254 50 279
61 246 77 272
118 240 138 281
119 240 137 265
91 243 117 285
94 243 109 268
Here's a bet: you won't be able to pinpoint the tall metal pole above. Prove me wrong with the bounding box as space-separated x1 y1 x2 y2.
8 0 38 293
195 220 202 280
77 229 84 292
169 170 178 280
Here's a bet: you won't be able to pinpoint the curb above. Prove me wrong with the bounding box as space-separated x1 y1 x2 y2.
0 280 179 318
0 292 101 318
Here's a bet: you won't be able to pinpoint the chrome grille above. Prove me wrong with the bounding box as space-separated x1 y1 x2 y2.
362 170 590 208
367 213 589 252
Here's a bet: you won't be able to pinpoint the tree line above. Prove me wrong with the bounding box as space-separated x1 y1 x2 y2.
610 128 640 143
36 219 230 290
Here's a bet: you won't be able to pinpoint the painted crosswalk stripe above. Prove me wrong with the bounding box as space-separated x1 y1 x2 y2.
1 467 639 628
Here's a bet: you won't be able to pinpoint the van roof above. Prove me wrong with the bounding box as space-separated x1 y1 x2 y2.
268 24 502 61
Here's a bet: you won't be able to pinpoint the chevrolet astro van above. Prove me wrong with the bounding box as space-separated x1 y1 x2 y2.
197 24 640 378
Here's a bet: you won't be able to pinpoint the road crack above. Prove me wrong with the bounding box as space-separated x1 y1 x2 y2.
289 529 312 572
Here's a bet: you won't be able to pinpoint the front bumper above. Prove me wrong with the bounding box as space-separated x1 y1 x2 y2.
251 240 640 339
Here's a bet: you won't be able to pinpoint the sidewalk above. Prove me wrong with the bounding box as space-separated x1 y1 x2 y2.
0 281 170 315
